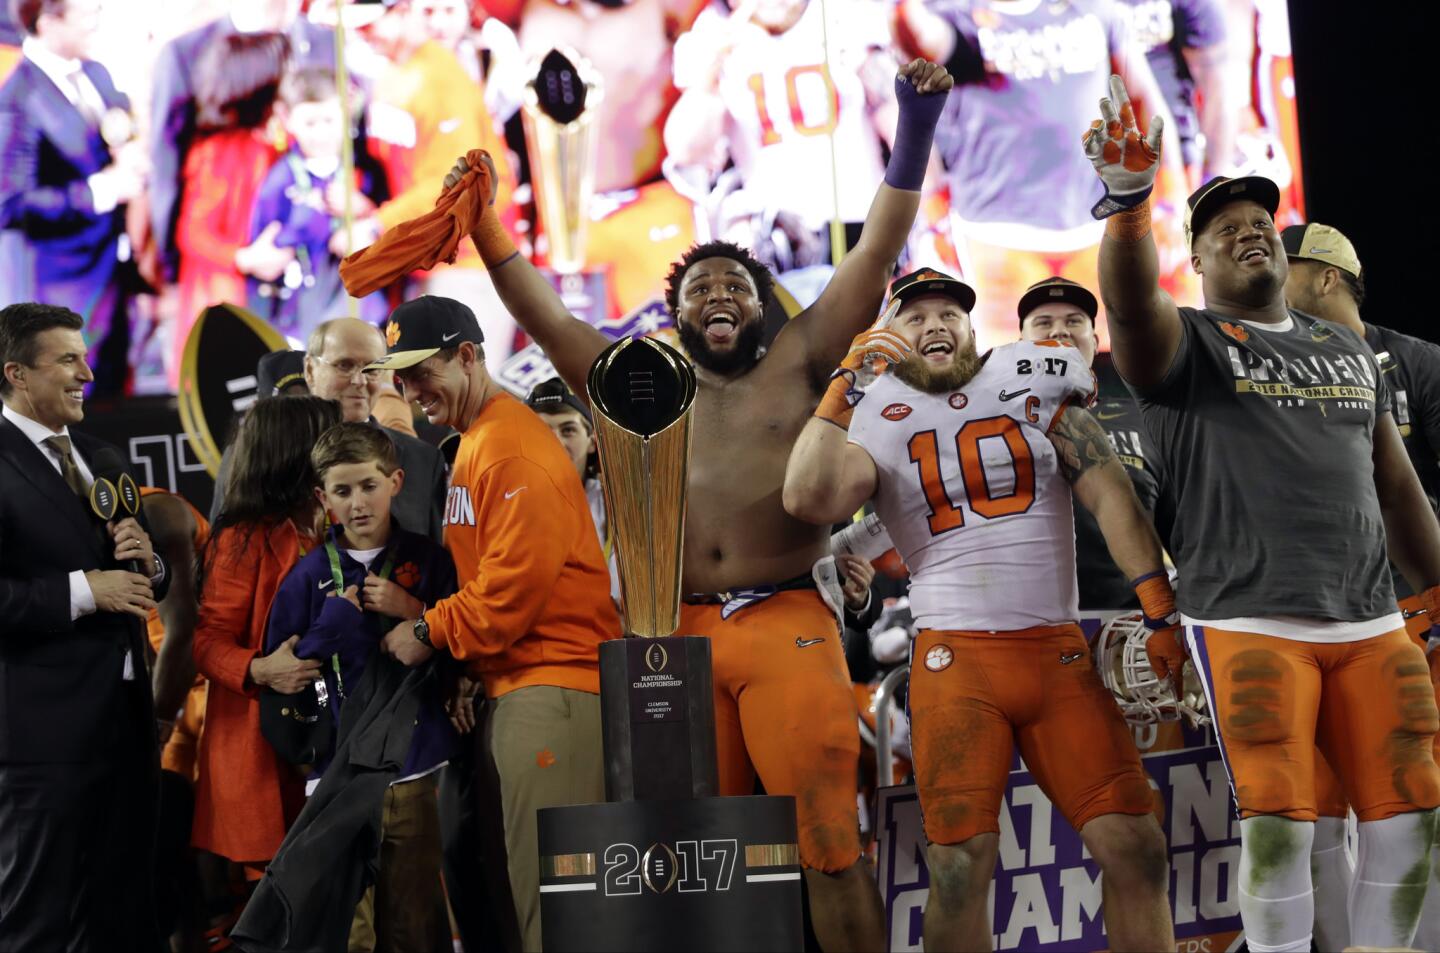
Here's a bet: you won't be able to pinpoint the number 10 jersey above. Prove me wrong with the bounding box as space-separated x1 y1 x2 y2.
848 341 1096 632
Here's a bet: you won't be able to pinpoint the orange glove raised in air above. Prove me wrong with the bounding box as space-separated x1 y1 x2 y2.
814 328 912 429
1083 74 1163 220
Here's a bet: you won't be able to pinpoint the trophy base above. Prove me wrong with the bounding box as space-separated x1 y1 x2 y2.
600 636 718 802
538 795 804 952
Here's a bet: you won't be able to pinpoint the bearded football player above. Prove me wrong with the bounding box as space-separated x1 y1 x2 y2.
783 269 1182 952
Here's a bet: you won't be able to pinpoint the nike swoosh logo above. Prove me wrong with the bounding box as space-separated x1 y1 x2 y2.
1095 410 1125 420
442 331 461 342
318 578 334 590
439 118 462 134
1059 651 1084 665
795 637 825 648
504 486 528 499
998 388 1031 402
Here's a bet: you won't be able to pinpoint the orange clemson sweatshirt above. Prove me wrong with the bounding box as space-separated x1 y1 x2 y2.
423 390 620 697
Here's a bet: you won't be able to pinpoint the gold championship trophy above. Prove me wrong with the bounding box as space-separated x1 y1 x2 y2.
535 339 803 951
522 49 610 326
587 336 716 801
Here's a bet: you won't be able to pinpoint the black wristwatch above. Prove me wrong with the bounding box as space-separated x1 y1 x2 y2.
413 618 432 647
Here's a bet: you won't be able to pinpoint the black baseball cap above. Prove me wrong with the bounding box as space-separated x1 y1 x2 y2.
256 350 307 397
525 376 591 424
367 295 485 370
1017 277 1097 326
1183 175 1281 248
887 268 977 314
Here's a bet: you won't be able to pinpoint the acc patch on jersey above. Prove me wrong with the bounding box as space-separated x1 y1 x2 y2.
882 402 913 421
924 644 954 672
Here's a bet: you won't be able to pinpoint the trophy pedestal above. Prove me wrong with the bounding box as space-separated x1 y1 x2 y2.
538 796 804 952
537 337 803 951
599 636 717 802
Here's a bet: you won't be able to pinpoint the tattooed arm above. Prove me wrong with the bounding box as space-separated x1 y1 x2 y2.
1049 405 1168 581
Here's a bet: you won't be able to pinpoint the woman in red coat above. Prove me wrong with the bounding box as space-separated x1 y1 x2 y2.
191 396 341 868
170 31 289 388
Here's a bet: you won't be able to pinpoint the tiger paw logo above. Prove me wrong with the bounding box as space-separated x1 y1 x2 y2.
924 644 954 672
385 321 402 347
392 561 420 590
1217 321 1249 343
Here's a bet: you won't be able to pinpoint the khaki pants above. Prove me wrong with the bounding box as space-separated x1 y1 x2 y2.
488 686 605 953
348 774 448 952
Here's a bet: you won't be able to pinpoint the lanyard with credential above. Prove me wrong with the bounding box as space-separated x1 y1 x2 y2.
323 539 396 700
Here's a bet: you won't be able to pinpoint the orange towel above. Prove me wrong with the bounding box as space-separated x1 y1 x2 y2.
339 148 496 298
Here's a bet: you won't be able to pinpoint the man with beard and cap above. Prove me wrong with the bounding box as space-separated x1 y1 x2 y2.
783 268 1181 951
433 57 956 951
368 296 621 952
1280 222 1440 952
1086 74 1440 953
1018 276 1165 609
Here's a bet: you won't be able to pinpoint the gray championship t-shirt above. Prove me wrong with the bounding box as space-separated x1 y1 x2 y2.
1365 322 1440 597
1130 307 1395 620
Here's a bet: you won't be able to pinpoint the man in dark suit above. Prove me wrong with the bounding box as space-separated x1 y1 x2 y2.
209 319 448 538
0 302 170 949
0 0 144 397
147 0 334 286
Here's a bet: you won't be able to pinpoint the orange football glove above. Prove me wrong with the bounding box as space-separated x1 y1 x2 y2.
1083 74 1163 219
1133 570 1186 696
814 329 912 429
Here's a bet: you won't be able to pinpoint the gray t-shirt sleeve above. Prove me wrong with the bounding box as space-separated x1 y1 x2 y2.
1123 308 1195 401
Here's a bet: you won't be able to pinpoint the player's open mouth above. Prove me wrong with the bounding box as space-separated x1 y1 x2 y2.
703 311 738 343
920 340 954 364
65 388 84 403
419 397 441 417
1237 247 1269 263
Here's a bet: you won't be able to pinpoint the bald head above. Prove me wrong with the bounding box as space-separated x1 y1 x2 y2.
305 318 387 422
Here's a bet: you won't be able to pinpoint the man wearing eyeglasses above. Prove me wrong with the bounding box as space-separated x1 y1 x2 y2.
208 318 447 540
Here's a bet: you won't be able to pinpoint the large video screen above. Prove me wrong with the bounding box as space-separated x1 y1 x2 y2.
0 0 1303 396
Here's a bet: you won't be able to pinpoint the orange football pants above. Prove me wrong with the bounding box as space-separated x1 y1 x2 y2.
679 590 861 873
1189 625 1440 822
1315 596 1440 817
908 625 1155 847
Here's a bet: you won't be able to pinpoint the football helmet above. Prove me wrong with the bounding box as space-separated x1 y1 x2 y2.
1094 613 1210 728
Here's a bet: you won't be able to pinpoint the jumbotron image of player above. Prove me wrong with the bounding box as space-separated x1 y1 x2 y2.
665 0 896 274
783 269 1181 951
1017 276 1163 609
1085 74 1440 952
439 57 955 953
891 0 1189 345
1280 221 1440 952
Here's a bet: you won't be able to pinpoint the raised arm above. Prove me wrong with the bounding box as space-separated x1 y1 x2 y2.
784 60 952 378
1085 74 1184 392
783 331 903 524
445 155 608 398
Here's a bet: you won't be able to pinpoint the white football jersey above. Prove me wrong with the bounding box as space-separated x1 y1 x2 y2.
674 0 888 229
848 341 1096 632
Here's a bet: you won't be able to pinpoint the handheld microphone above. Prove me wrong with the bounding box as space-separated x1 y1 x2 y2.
115 473 145 574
